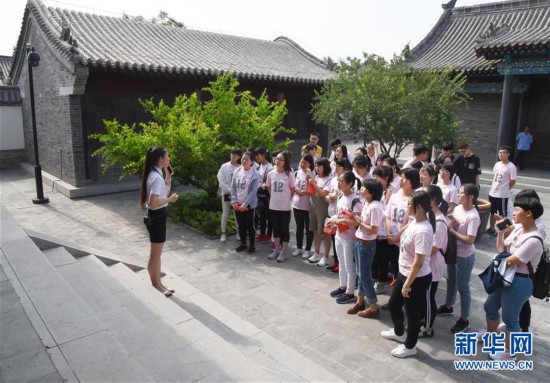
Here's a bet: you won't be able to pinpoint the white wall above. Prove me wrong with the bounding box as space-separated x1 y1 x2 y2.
0 106 24 150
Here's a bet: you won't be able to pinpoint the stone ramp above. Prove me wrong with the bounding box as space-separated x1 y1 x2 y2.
0 208 342 382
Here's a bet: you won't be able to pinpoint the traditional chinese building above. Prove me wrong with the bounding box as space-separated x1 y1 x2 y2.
410 0 550 170
9 0 333 190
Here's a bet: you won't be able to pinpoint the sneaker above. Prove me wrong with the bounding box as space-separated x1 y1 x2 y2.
451 318 470 333
489 350 517 361
291 248 303 257
486 228 496 235
330 264 340 273
391 344 417 358
381 328 406 343
236 233 241 241
308 252 322 263
247 246 256 254
358 307 380 319
418 326 434 338
268 251 279 260
301 250 311 259
436 305 454 316
220 233 227 243
276 253 288 263
374 282 389 295
330 287 346 298
235 244 247 252
336 294 356 304
476 329 487 342
262 235 273 243
497 323 506 332
318 256 333 267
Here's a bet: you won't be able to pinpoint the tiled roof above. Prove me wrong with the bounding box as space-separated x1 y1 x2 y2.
0 86 22 105
12 0 333 85
409 0 550 73
0 56 13 85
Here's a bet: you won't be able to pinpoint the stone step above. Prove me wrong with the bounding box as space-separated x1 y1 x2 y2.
83 255 278 381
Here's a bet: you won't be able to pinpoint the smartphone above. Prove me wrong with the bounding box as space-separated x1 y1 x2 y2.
167 165 174 175
496 218 512 231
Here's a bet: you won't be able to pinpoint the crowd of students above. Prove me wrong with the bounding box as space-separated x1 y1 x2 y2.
211 134 544 360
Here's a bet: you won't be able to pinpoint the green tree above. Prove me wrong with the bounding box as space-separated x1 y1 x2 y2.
92 73 291 197
311 54 468 157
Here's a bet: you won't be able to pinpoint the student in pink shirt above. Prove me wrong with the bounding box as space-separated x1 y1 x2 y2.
347 178 385 318
419 166 436 188
266 151 296 262
381 190 434 358
307 158 333 265
487 145 517 236
438 164 458 214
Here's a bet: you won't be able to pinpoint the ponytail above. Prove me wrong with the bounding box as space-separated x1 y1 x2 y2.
140 146 167 209
412 190 436 232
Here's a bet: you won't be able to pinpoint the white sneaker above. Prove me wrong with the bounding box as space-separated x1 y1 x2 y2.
302 250 311 259
374 282 389 295
489 350 517 361
476 329 487 342
291 249 303 257
236 233 241 241
276 253 288 263
268 251 279 260
318 256 333 267
220 234 227 243
496 323 506 332
391 344 417 358
308 252 322 263
381 328 406 343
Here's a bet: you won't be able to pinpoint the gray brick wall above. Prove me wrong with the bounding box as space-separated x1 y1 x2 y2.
0 149 25 168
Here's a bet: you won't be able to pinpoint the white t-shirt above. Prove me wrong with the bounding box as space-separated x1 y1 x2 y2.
431 213 449 282
505 228 543 274
334 193 363 241
391 175 401 195
399 219 433 277
453 205 480 258
292 169 312 211
146 167 168 210
385 192 410 245
267 170 296 211
356 200 384 241
440 183 458 205
327 177 341 216
489 161 517 198
217 162 239 195
234 168 255 204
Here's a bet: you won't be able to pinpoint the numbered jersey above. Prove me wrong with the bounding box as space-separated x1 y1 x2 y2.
385 192 410 245
489 161 517 198
267 170 296 211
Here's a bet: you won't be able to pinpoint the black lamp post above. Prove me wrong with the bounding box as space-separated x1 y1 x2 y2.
27 43 49 204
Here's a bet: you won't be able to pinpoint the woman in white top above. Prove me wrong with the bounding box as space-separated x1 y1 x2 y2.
217 149 241 243
330 144 349 176
292 154 315 258
419 166 436 188
307 158 333 265
383 157 401 195
438 164 458 214
381 190 434 358
255 147 274 242
140 147 179 297
266 151 296 262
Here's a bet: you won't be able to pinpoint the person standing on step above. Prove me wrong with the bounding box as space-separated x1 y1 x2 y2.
266 151 296 262
140 147 179 297
487 146 517 238
514 125 533 171
302 131 323 158
381 190 434 358
437 184 481 334
231 151 261 254
217 148 241 243
292 154 315 259
453 142 481 190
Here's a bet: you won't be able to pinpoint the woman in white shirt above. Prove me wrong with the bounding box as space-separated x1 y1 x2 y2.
381 190 434 358
140 147 179 297
217 149 241 243
438 164 458 214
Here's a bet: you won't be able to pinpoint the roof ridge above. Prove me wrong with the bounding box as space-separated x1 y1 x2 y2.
273 36 328 70
452 0 550 16
409 8 454 60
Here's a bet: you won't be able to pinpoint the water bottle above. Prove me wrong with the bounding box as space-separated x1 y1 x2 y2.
391 223 398 236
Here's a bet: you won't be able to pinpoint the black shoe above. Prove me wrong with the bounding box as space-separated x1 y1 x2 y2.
451 318 470 333
436 304 453 316
336 294 356 304
247 246 256 254
329 287 346 298
381 303 390 311
235 244 248 252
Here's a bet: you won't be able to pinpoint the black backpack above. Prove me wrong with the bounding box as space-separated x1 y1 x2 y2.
437 219 457 265
526 236 550 301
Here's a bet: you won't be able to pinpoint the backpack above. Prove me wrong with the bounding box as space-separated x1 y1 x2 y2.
437 219 457 265
526 236 550 301
478 251 513 294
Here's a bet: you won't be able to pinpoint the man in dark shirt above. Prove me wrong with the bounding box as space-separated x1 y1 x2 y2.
453 142 481 189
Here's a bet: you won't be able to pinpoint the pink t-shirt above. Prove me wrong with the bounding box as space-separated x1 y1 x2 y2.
489 161 517 198
356 200 384 241
504 228 543 274
440 183 458 205
267 170 296 211
399 219 433 277
391 176 401 195
292 169 312 211
453 205 480 258
385 192 410 245
234 168 255 204
334 193 363 241
326 177 341 216
431 213 449 282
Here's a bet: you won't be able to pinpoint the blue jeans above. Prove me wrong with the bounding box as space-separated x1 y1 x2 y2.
355 240 377 304
484 275 533 332
445 254 475 319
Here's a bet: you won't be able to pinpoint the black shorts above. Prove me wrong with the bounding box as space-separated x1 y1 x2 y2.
488 195 508 216
146 207 168 243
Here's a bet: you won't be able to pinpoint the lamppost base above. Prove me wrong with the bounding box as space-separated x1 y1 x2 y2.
32 197 50 204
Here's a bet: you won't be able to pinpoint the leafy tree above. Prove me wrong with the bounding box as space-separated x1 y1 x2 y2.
92 73 291 198
311 54 468 157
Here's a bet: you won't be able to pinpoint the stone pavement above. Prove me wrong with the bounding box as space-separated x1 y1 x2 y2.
1 167 549 382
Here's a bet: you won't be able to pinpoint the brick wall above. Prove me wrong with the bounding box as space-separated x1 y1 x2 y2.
0 149 25 168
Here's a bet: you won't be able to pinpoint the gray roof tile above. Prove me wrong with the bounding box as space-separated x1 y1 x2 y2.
0 86 22 105
410 0 550 73
0 56 12 85
14 0 333 85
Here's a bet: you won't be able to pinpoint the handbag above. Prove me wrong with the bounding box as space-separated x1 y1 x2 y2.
478 251 512 294
323 217 337 235
306 180 317 196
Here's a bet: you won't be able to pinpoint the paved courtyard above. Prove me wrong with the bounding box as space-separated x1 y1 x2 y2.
1 167 549 382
